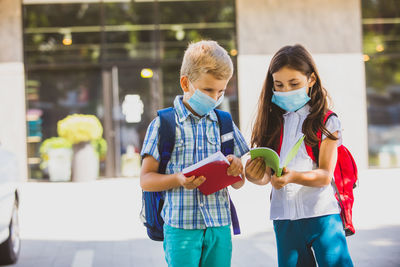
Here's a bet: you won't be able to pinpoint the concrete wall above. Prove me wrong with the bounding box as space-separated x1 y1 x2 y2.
0 0 28 181
236 0 368 169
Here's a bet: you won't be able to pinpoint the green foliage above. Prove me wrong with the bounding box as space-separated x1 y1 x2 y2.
40 137 72 157
362 0 400 94
91 138 107 159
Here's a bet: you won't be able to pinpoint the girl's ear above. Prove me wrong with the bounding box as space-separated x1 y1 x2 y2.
180 76 190 93
309 72 317 88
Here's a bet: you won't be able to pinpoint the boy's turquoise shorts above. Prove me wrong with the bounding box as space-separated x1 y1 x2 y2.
163 224 232 267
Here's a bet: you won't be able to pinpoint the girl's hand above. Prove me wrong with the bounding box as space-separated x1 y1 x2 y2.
177 173 206 189
245 157 266 180
271 167 294 190
226 155 244 177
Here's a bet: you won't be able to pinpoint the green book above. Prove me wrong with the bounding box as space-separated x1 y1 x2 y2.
250 135 305 177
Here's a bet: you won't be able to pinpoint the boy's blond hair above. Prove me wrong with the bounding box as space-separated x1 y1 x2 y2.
180 40 233 82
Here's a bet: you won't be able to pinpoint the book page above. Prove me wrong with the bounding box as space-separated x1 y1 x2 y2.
182 151 229 174
249 147 280 175
281 135 305 169
250 135 305 177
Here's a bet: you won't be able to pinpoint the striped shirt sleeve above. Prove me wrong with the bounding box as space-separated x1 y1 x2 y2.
140 117 160 161
232 122 250 158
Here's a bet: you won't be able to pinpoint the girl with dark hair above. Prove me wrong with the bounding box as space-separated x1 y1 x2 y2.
245 44 353 266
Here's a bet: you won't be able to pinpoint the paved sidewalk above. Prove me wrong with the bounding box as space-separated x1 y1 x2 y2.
6 169 400 267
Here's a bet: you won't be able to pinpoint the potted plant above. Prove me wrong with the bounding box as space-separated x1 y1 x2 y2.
92 137 107 165
39 137 72 182
57 114 106 182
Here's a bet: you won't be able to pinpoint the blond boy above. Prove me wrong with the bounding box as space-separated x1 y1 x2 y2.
140 40 249 267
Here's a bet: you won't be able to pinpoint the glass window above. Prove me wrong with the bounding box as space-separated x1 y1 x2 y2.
23 0 239 178
23 4 102 65
158 0 236 60
26 68 104 178
103 2 157 62
362 0 400 168
157 0 239 125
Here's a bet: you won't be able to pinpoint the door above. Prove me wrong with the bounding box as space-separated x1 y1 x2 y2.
102 65 161 177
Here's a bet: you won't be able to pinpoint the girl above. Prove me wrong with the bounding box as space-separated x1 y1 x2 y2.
245 44 353 267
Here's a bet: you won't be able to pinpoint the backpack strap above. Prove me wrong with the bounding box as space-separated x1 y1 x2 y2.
142 107 175 242
214 109 234 156
306 110 337 166
214 109 241 235
278 110 337 165
157 107 176 174
277 126 284 155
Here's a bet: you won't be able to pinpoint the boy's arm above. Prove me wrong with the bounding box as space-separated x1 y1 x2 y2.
231 178 245 189
140 155 206 192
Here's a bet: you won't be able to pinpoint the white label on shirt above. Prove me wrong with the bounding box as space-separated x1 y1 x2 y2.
221 132 234 143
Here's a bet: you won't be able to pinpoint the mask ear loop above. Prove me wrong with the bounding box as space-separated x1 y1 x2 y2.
188 80 194 91
183 80 194 101
307 73 316 97
308 83 313 97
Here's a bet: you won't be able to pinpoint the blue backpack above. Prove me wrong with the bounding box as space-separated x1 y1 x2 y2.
141 107 241 241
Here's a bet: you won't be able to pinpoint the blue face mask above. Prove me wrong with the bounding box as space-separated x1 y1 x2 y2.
271 86 311 112
187 82 224 116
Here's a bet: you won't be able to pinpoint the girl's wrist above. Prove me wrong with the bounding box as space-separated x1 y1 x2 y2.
288 170 300 184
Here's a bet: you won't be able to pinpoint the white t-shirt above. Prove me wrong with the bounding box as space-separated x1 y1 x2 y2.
270 104 341 220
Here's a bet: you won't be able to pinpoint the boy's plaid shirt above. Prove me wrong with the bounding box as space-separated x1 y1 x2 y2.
141 96 249 229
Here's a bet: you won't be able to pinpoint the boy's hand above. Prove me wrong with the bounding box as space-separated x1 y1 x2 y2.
177 173 206 190
226 155 243 177
245 157 266 180
271 167 293 190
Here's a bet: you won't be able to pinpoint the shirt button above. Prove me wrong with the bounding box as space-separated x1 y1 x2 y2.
198 147 202 150
199 202 204 207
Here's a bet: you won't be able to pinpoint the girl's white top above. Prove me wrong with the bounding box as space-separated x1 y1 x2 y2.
270 104 341 220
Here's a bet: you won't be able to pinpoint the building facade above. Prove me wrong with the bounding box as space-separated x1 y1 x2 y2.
0 0 398 180
0 0 27 181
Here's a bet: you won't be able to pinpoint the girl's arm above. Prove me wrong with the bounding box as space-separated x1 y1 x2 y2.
245 157 272 185
140 155 205 191
271 131 339 189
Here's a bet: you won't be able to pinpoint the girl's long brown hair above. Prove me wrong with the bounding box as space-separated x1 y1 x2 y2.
251 44 337 150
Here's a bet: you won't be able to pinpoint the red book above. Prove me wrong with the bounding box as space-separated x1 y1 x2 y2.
182 151 242 195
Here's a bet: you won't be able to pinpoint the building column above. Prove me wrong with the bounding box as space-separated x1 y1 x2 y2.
236 0 368 169
0 0 28 181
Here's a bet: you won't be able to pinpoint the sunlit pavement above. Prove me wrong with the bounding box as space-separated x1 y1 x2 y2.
6 169 400 267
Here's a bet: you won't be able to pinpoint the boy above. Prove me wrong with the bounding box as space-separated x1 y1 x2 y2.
140 40 249 267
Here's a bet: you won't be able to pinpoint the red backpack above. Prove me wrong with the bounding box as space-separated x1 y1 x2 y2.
278 110 358 236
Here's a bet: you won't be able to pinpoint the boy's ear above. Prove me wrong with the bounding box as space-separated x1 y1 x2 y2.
180 76 190 93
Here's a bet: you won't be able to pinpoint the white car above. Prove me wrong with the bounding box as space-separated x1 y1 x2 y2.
0 147 20 265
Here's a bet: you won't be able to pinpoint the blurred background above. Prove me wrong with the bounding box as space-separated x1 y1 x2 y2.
0 0 399 266
0 0 399 180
